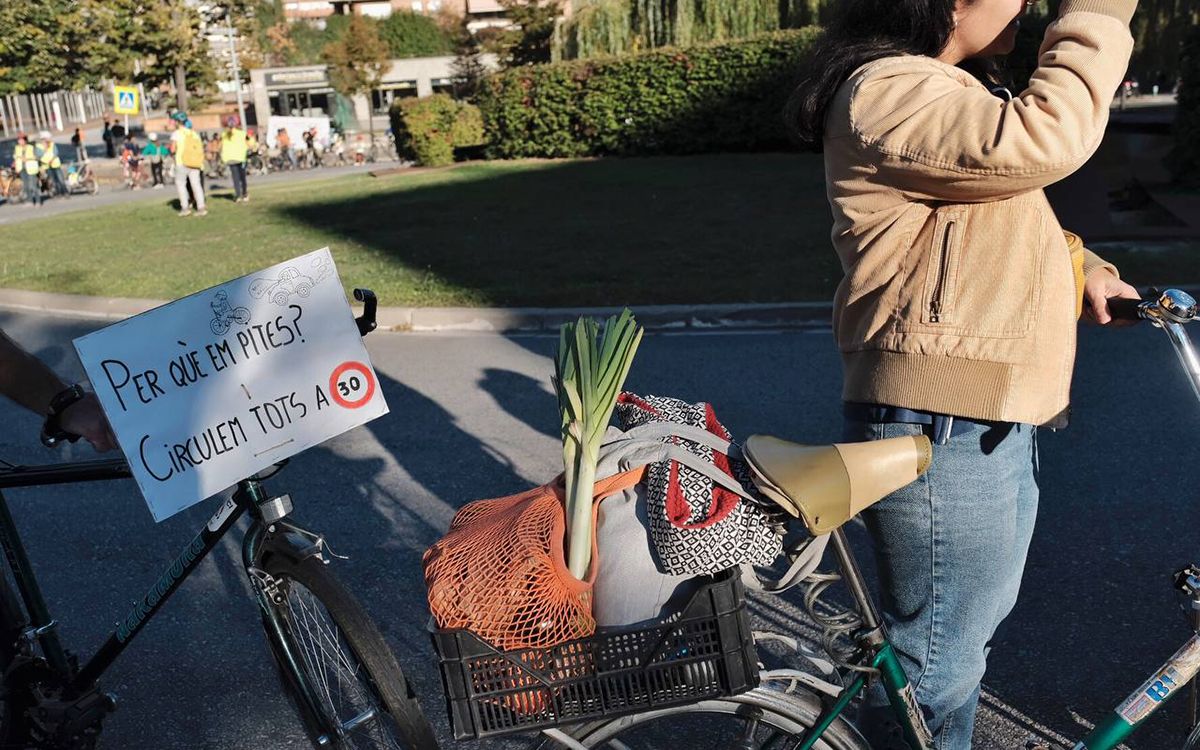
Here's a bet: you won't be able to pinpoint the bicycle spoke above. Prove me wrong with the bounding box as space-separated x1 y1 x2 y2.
281 579 404 749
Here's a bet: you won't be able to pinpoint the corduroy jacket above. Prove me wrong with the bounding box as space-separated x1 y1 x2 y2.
824 0 1136 426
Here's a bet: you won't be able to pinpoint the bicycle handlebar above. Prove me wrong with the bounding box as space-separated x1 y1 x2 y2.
1107 296 1148 322
1122 289 1200 407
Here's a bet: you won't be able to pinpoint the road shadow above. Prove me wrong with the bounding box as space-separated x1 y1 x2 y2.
269 153 837 308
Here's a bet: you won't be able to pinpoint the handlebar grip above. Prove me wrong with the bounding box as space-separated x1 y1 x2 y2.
353 288 378 337
1107 297 1146 322
40 420 81 448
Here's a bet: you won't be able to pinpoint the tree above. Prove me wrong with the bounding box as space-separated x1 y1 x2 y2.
379 11 453 58
496 0 561 67
323 16 391 144
0 0 77 94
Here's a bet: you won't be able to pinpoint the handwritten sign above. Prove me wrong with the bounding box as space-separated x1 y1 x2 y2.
74 248 388 521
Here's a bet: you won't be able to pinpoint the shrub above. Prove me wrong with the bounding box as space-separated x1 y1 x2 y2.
379 11 454 58
1170 25 1200 187
477 28 821 158
389 94 485 167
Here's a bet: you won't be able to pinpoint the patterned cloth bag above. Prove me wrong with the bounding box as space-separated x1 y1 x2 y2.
609 392 783 575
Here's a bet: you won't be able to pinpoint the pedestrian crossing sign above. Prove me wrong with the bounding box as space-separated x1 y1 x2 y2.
113 86 139 115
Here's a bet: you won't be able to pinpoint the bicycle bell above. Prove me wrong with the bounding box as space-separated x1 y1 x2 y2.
1158 289 1198 324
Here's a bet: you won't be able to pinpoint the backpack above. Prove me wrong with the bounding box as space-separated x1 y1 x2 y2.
590 394 786 626
179 129 205 169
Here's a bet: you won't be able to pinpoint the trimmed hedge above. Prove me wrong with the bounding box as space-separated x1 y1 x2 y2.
389 94 485 167
478 28 821 158
1170 25 1200 187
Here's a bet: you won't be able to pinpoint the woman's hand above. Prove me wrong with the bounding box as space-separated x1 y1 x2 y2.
1083 270 1141 326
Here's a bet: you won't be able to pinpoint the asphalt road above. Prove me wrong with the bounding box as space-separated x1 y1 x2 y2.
0 310 1198 749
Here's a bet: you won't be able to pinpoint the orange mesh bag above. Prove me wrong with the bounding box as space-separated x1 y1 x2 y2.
424 470 646 716
423 468 645 651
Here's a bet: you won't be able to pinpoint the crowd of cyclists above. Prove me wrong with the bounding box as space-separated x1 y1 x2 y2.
3 116 395 209
116 124 385 190
1 130 98 206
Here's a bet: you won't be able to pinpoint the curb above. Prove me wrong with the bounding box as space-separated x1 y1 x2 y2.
0 288 833 333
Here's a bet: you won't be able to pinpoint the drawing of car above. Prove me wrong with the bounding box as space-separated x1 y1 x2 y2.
248 267 315 306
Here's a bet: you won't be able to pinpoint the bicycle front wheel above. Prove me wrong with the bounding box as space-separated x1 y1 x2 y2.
535 687 868 750
259 553 438 749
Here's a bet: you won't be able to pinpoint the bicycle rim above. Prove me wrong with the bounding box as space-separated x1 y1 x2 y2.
263 555 435 750
540 689 867 750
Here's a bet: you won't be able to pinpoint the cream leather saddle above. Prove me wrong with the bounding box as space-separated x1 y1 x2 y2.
742 434 932 535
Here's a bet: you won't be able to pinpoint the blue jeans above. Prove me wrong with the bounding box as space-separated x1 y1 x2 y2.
20 171 40 205
844 419 1039 749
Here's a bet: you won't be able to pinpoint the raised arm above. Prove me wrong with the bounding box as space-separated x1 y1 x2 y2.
846 0 1136 202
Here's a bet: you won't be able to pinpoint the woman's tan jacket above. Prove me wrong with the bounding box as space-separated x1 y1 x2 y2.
823 0 1137 426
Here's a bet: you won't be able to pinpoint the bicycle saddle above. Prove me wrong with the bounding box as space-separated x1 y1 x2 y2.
742 434 932 535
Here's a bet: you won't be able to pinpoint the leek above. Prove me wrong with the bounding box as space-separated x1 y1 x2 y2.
553 309 643 579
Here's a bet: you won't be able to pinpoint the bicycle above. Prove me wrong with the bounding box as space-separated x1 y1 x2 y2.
428 288 1200 750
247 148 269 176
122 160 151 191
65 161 99 196
326 148 350 168
205 156 228 180
0 289 438 750
0 168 26 205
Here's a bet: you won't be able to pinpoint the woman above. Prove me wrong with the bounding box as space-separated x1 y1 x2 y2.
788 0 1139 747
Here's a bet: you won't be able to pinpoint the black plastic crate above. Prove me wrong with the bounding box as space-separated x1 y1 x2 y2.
431 569 759 740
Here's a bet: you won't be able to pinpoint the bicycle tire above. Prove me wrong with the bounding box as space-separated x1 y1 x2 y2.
532 687 868 750
259 553 438 750
1184 718 1200 750
0 572 31 746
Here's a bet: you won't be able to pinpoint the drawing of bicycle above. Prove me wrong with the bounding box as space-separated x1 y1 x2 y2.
210 291 251 336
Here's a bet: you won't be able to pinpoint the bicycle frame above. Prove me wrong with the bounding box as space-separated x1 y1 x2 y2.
784 529 937 750
0 459 305 705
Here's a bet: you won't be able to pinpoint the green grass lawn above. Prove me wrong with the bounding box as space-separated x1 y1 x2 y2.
0 154 1196 307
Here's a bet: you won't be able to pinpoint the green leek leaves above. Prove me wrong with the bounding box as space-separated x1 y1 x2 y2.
553 309 643 579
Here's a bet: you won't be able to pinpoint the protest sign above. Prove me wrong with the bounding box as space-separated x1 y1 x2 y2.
74 248 388 521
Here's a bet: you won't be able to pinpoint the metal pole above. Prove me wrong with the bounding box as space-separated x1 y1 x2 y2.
134 59 149 121
228 28 246 128
0 98 8 137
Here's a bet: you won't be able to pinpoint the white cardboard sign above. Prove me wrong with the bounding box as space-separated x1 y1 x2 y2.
74 248 388 521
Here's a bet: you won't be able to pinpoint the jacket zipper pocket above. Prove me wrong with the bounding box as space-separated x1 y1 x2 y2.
929 220 956 323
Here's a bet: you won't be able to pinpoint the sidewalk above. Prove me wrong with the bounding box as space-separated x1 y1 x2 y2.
0 287 832 333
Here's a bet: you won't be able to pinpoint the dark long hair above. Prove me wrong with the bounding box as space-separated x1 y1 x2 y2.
786 0 1000 147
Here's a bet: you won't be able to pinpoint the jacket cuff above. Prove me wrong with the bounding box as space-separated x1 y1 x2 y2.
1083 248 1120 280
1058 0 1136 25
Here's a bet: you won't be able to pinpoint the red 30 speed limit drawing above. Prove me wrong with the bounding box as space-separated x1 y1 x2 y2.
329 361 377 409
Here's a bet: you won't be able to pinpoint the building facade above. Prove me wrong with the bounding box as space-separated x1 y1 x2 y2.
249 53 497 131
282 0 508 23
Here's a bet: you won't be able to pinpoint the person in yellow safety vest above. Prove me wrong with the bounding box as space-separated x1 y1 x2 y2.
37 131 68 198
11 134 42 206
220 115 250 203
